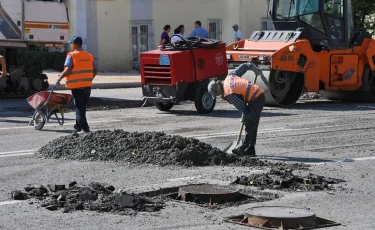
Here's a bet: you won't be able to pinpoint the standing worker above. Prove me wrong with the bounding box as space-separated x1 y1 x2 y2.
232 24 242 42
56 36 97 134
189 21 209 38
208 62 265 156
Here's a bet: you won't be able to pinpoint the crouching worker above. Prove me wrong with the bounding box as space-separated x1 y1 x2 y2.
208 62 265 156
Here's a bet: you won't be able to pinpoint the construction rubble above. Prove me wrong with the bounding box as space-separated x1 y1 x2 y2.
36 130 281 167
11 182 164 215
233 167 346 191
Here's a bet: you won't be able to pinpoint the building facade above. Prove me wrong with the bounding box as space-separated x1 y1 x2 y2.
66 0 268 71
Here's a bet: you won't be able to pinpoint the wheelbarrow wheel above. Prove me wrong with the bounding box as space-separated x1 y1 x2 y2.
34 110 46 130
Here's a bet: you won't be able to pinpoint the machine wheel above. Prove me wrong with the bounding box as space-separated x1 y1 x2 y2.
195 87 216 114
34 110 46 130
155 102 174 111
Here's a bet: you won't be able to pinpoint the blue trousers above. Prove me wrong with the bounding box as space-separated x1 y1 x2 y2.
71 88 91 132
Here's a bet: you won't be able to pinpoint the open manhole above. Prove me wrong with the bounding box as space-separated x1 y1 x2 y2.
138 184 277 209
224 206 340 229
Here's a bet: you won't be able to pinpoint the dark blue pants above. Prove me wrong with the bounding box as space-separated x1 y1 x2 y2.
244 93 265 147
71 88 91 132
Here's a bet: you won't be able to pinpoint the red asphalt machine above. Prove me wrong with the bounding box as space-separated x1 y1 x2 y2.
140 36 228 113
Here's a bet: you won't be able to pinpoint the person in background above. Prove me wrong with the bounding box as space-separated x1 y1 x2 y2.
0 55 7 78
56 36 97 134
189 21 208 38
171 25 185 44
160 25 171 46
232 24 242 42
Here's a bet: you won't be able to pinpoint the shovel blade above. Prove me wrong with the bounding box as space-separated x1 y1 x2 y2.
223 140 243 154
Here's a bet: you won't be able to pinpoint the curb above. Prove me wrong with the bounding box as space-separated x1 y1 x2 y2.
49 82 142 90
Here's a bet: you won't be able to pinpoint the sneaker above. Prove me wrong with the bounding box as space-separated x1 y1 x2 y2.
243 146 256 157
232 145 248 156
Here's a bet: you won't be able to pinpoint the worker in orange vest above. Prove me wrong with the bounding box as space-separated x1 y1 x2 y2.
208 62 265 156
56 36 97 134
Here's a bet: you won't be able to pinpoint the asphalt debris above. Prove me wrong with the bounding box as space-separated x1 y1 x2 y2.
233 167 345 191
36 130 294 167
11 182 165 215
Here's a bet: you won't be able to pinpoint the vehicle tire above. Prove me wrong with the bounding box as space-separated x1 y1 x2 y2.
34 110 46 130
155 102 174 111
195 87 216 114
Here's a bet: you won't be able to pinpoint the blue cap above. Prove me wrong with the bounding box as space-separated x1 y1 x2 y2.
68 36 83 45
232 24 238 27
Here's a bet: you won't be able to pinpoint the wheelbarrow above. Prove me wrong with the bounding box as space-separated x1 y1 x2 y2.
26 84 73 130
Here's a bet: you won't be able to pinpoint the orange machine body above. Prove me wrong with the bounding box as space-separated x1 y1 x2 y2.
227 38 375 93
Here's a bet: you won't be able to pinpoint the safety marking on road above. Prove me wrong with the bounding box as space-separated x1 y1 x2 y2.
0 119 125 131
185 124 344 139
0 200 23 206
0 151 35 158
167 176 203 182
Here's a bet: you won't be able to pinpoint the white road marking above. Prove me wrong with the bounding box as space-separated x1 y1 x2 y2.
0 152 34 158
0 119 125 131
0 200 23 206
0 150 36 155
185 124 343 139
167 176 202 182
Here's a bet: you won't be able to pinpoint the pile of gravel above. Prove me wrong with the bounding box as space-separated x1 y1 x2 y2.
233 167 345 191
36 130 270 167
11 182 164 215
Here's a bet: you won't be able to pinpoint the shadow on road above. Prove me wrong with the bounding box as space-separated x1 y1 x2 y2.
39 129 75 134
169 109 296 118
259 155 337 163
291 100 375 111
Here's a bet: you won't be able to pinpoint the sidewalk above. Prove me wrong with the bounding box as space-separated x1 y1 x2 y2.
44 69 141 90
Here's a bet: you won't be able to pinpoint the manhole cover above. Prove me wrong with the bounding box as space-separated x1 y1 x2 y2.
224 206 340 229
247 206 316 229
178 184 240 204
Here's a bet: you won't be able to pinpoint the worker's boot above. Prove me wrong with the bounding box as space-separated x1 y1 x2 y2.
244 146 256 157
232 134 252 156
232 144 249 156
74 124 81 132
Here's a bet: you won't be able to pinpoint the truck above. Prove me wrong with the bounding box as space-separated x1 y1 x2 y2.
0 0 69 98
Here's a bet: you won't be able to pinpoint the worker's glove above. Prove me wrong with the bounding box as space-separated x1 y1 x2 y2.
0 71 7 78
252 66 263 76
55 76 61 86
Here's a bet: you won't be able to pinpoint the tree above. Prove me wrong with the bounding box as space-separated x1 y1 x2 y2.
352 0 375 34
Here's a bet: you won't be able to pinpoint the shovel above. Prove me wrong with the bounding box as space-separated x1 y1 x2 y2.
224 72 260 154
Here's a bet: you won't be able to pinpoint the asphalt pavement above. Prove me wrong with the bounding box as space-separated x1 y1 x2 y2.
0 88 375 229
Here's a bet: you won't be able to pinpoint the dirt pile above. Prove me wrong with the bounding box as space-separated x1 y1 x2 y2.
11 182 164 215
233 167 345 191
36 130 278 167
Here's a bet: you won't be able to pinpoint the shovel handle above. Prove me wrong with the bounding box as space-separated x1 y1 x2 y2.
236 122 245 145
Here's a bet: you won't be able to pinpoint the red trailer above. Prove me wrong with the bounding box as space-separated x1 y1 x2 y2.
140 37 228 113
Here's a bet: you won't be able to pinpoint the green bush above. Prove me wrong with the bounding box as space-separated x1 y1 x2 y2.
16 49 67 72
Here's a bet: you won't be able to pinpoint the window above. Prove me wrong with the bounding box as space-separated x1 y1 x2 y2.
275 0 296 20
295 0 319 16
130 20 153 69
208 19 222 40
262 21 268 30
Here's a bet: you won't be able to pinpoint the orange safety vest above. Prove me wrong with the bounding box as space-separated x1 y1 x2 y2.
223 75 263 102
65 50 94 89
